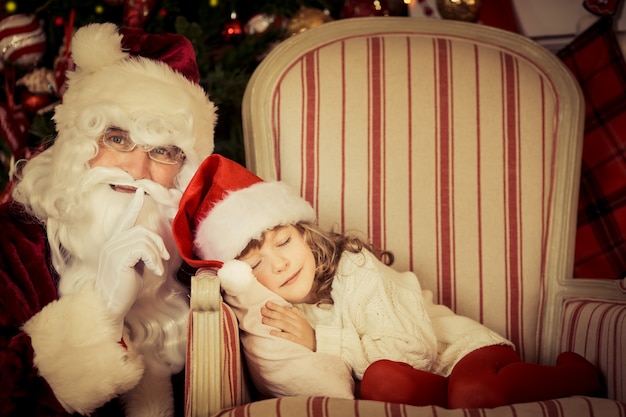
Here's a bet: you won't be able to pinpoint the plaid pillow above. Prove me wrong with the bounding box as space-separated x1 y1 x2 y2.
558 17 626 279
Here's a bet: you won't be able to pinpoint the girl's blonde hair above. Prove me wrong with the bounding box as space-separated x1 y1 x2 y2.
239 221 393 306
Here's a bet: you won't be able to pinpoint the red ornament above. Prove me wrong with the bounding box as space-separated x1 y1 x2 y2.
222 12 243 42
0 14 46 69
123 0 156 28
20 91 53 115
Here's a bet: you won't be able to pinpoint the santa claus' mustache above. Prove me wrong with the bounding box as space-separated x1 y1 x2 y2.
80 166 182 209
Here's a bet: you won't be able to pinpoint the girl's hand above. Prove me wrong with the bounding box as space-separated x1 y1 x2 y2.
261 301 316 351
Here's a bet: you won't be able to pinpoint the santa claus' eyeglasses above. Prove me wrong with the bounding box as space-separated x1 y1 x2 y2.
100 128 186 165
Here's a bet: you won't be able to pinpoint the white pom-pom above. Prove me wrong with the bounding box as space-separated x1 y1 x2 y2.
71 23 127 72
218 260 256 296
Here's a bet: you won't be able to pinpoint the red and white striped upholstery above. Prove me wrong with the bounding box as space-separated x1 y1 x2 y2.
212 396 626 417
559 297 626 401
185 270 250 417
244 16 582 365
186 16 626 417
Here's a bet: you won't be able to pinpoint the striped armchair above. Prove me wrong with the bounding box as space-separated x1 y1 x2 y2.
185 17 626 417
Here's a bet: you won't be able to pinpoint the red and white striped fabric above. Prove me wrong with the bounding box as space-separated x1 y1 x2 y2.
244 17 582 364
231 16 626 414
185 271 250 417
212 395 626 417
559 298 626 401
220 302 249 407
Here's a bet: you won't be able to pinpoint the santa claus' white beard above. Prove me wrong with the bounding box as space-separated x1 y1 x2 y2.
51 166 182 276
49 166 189 374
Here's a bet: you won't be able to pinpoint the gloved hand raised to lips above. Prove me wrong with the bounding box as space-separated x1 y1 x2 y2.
94 188 170 331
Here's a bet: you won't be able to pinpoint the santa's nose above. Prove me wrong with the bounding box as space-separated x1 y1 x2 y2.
121 149 152 181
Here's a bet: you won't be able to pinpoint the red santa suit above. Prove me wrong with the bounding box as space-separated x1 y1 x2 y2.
0 201 142 416
0 22 215 417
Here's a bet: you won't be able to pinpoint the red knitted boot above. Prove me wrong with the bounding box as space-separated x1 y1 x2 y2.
448 345 604 409
360 359 448 407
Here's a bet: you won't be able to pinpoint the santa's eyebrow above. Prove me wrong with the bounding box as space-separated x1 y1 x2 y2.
104 126 126 133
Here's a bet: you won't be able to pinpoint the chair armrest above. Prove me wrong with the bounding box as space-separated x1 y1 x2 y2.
186 268 223 417
185 268 251 417
558 294 626 402
540 277 626 401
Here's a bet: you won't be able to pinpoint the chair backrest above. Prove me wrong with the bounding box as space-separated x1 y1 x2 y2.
242 17 584 364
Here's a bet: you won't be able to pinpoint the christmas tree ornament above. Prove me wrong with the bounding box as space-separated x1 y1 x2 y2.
19 90 53 115
0 14 46 70
123 0 156 28
285 6 333 37
222 11 243 42
245 13 283 36
17 68 56 114
436 0 482 22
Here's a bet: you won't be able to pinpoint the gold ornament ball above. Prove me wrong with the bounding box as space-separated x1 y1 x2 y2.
286 6 333 37
436 0 483 22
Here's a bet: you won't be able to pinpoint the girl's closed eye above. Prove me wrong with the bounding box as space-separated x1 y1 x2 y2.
274 227 292 247
250 259 262 270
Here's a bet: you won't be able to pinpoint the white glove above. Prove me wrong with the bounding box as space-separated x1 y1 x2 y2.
95 188 170 325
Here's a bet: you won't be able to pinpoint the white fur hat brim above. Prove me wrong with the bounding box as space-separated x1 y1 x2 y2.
194 181 316 261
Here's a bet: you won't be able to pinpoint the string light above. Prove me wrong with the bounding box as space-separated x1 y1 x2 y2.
5 1 17 13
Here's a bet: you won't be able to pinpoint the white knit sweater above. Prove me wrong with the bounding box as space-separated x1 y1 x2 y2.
296 250 512 379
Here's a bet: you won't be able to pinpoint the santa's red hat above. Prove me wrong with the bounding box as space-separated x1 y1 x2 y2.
54 23 216 165
173 154 316 268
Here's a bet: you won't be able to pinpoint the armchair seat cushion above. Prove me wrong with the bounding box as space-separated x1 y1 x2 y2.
211 396 626 417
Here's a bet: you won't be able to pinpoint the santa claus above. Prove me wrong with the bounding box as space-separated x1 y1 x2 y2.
0 23 216 416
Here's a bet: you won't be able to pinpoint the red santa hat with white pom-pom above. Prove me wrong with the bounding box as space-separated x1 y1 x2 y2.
54 22 216 165
173 154 316 292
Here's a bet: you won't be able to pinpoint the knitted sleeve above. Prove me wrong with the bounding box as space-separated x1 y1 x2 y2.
316 251 439 380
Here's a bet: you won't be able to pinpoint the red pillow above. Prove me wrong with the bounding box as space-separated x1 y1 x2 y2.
558 17 626 279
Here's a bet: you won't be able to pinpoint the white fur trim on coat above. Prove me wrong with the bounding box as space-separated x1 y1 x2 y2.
194 181 316 261
22 289 144 415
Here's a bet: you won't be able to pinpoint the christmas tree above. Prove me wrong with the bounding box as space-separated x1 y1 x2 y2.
0 0 409 200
